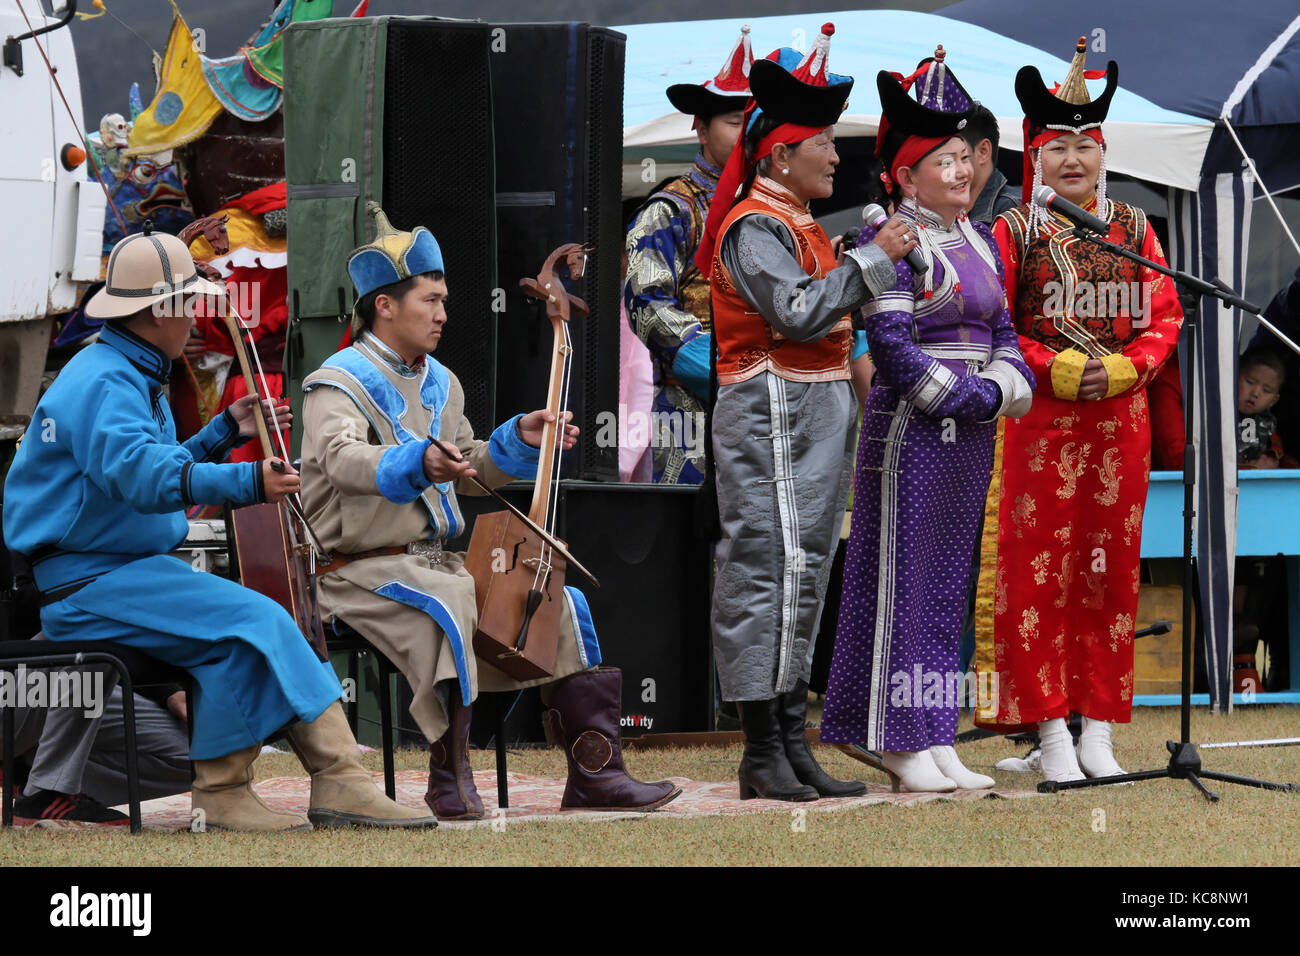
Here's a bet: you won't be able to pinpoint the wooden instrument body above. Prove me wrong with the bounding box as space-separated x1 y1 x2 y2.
228 501 329 659
465 511 566 681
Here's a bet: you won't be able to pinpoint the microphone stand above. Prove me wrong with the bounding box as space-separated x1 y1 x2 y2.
954 621 1173 747
1037 223 1300 799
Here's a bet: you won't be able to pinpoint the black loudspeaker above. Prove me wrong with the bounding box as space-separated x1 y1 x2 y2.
456 481 714 744
382 19 498 438
284 18 624 461
488 23 623 481
283 17 498 452
557 482 713 736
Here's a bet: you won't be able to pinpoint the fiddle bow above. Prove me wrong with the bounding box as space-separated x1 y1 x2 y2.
221 307 332 658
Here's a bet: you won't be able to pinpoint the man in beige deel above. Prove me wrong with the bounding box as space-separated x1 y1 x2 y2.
300 203 681 819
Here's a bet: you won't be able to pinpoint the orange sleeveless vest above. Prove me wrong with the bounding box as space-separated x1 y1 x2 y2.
710 177 852 386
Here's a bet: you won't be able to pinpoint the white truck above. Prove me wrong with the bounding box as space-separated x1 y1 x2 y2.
0 1 104 430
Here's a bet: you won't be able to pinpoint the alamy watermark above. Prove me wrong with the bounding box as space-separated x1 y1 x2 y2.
0 666 106 719
594 406 706 460
1042 280 1152 327
151 277 262 327
50 886 150 936
889 665 999 715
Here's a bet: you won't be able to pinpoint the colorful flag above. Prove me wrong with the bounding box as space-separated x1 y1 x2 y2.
245 0 337 88
125 6 223 156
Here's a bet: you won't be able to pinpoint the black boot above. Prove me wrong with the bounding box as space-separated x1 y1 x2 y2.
737 698 818 801
777 680 866 797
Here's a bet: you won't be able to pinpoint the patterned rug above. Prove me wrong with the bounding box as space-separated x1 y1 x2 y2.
43 771 1043 832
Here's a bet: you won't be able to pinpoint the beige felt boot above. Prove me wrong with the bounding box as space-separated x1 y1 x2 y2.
191 745 312 832
285 702 438 829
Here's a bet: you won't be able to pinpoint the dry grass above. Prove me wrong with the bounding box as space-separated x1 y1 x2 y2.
2 706 1298 866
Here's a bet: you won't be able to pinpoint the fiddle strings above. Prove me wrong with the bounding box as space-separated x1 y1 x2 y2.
237 317 294 463
531 319 574 594
229 312 329 564
548 319 575 538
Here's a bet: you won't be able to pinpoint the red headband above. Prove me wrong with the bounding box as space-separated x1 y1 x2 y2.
694 114 825 274
1020 123 1105 203
888 134 953 194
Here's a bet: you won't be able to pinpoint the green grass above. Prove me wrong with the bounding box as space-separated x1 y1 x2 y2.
3 706 1298 866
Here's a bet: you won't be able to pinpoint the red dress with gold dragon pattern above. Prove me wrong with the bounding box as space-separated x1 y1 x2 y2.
974 198 1184 730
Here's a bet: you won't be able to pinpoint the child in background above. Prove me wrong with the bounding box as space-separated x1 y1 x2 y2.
1237 347 1287 468
1234 346 1291 692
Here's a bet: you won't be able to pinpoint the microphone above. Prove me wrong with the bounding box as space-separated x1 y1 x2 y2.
862 203 929 275
1033 185 1109 234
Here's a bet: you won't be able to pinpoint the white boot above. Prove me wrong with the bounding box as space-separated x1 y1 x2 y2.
995 747 1042 773
881 750 958 793
1037 718 1085 782
1077 716 1126 778
929 745 995 789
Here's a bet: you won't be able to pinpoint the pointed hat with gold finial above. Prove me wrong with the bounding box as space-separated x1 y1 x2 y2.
346 201 445 334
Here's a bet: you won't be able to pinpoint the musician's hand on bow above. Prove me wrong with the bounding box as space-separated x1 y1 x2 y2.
1077 359 1110 401
518 409 579 450
261 458 301 502
423 442 477 484
230 394 293 438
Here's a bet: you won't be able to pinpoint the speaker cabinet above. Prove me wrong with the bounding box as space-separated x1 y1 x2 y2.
457 481 713 744
489 24 624 481
284 17 623 467
382 18 498 438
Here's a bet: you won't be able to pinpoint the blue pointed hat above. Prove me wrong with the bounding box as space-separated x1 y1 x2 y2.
347 202 444 298
346 202 445 334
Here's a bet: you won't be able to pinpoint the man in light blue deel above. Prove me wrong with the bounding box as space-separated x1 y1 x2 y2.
3 226 435 832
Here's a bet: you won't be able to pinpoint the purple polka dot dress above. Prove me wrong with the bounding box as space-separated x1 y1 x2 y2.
820 203 1035 751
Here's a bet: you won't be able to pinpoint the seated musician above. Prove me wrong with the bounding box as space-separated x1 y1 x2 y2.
2 227 435 832
299 203 681 819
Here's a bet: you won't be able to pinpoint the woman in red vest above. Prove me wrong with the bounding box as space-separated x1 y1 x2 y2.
699 24 914 801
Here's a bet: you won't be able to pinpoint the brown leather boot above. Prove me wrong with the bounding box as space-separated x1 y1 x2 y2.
542 667 682 811
285 701 438 829
424 689 484 820
191 745 312 832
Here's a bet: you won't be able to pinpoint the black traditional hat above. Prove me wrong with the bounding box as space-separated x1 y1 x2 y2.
1015 37 1119 136
747 25 854 129
874 47 975 182
666 25 755 119
694 23 853 274
876 66 973 143
1015 37 1121 231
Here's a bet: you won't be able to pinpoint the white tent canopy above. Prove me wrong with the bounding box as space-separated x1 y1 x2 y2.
618 10 1212 192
